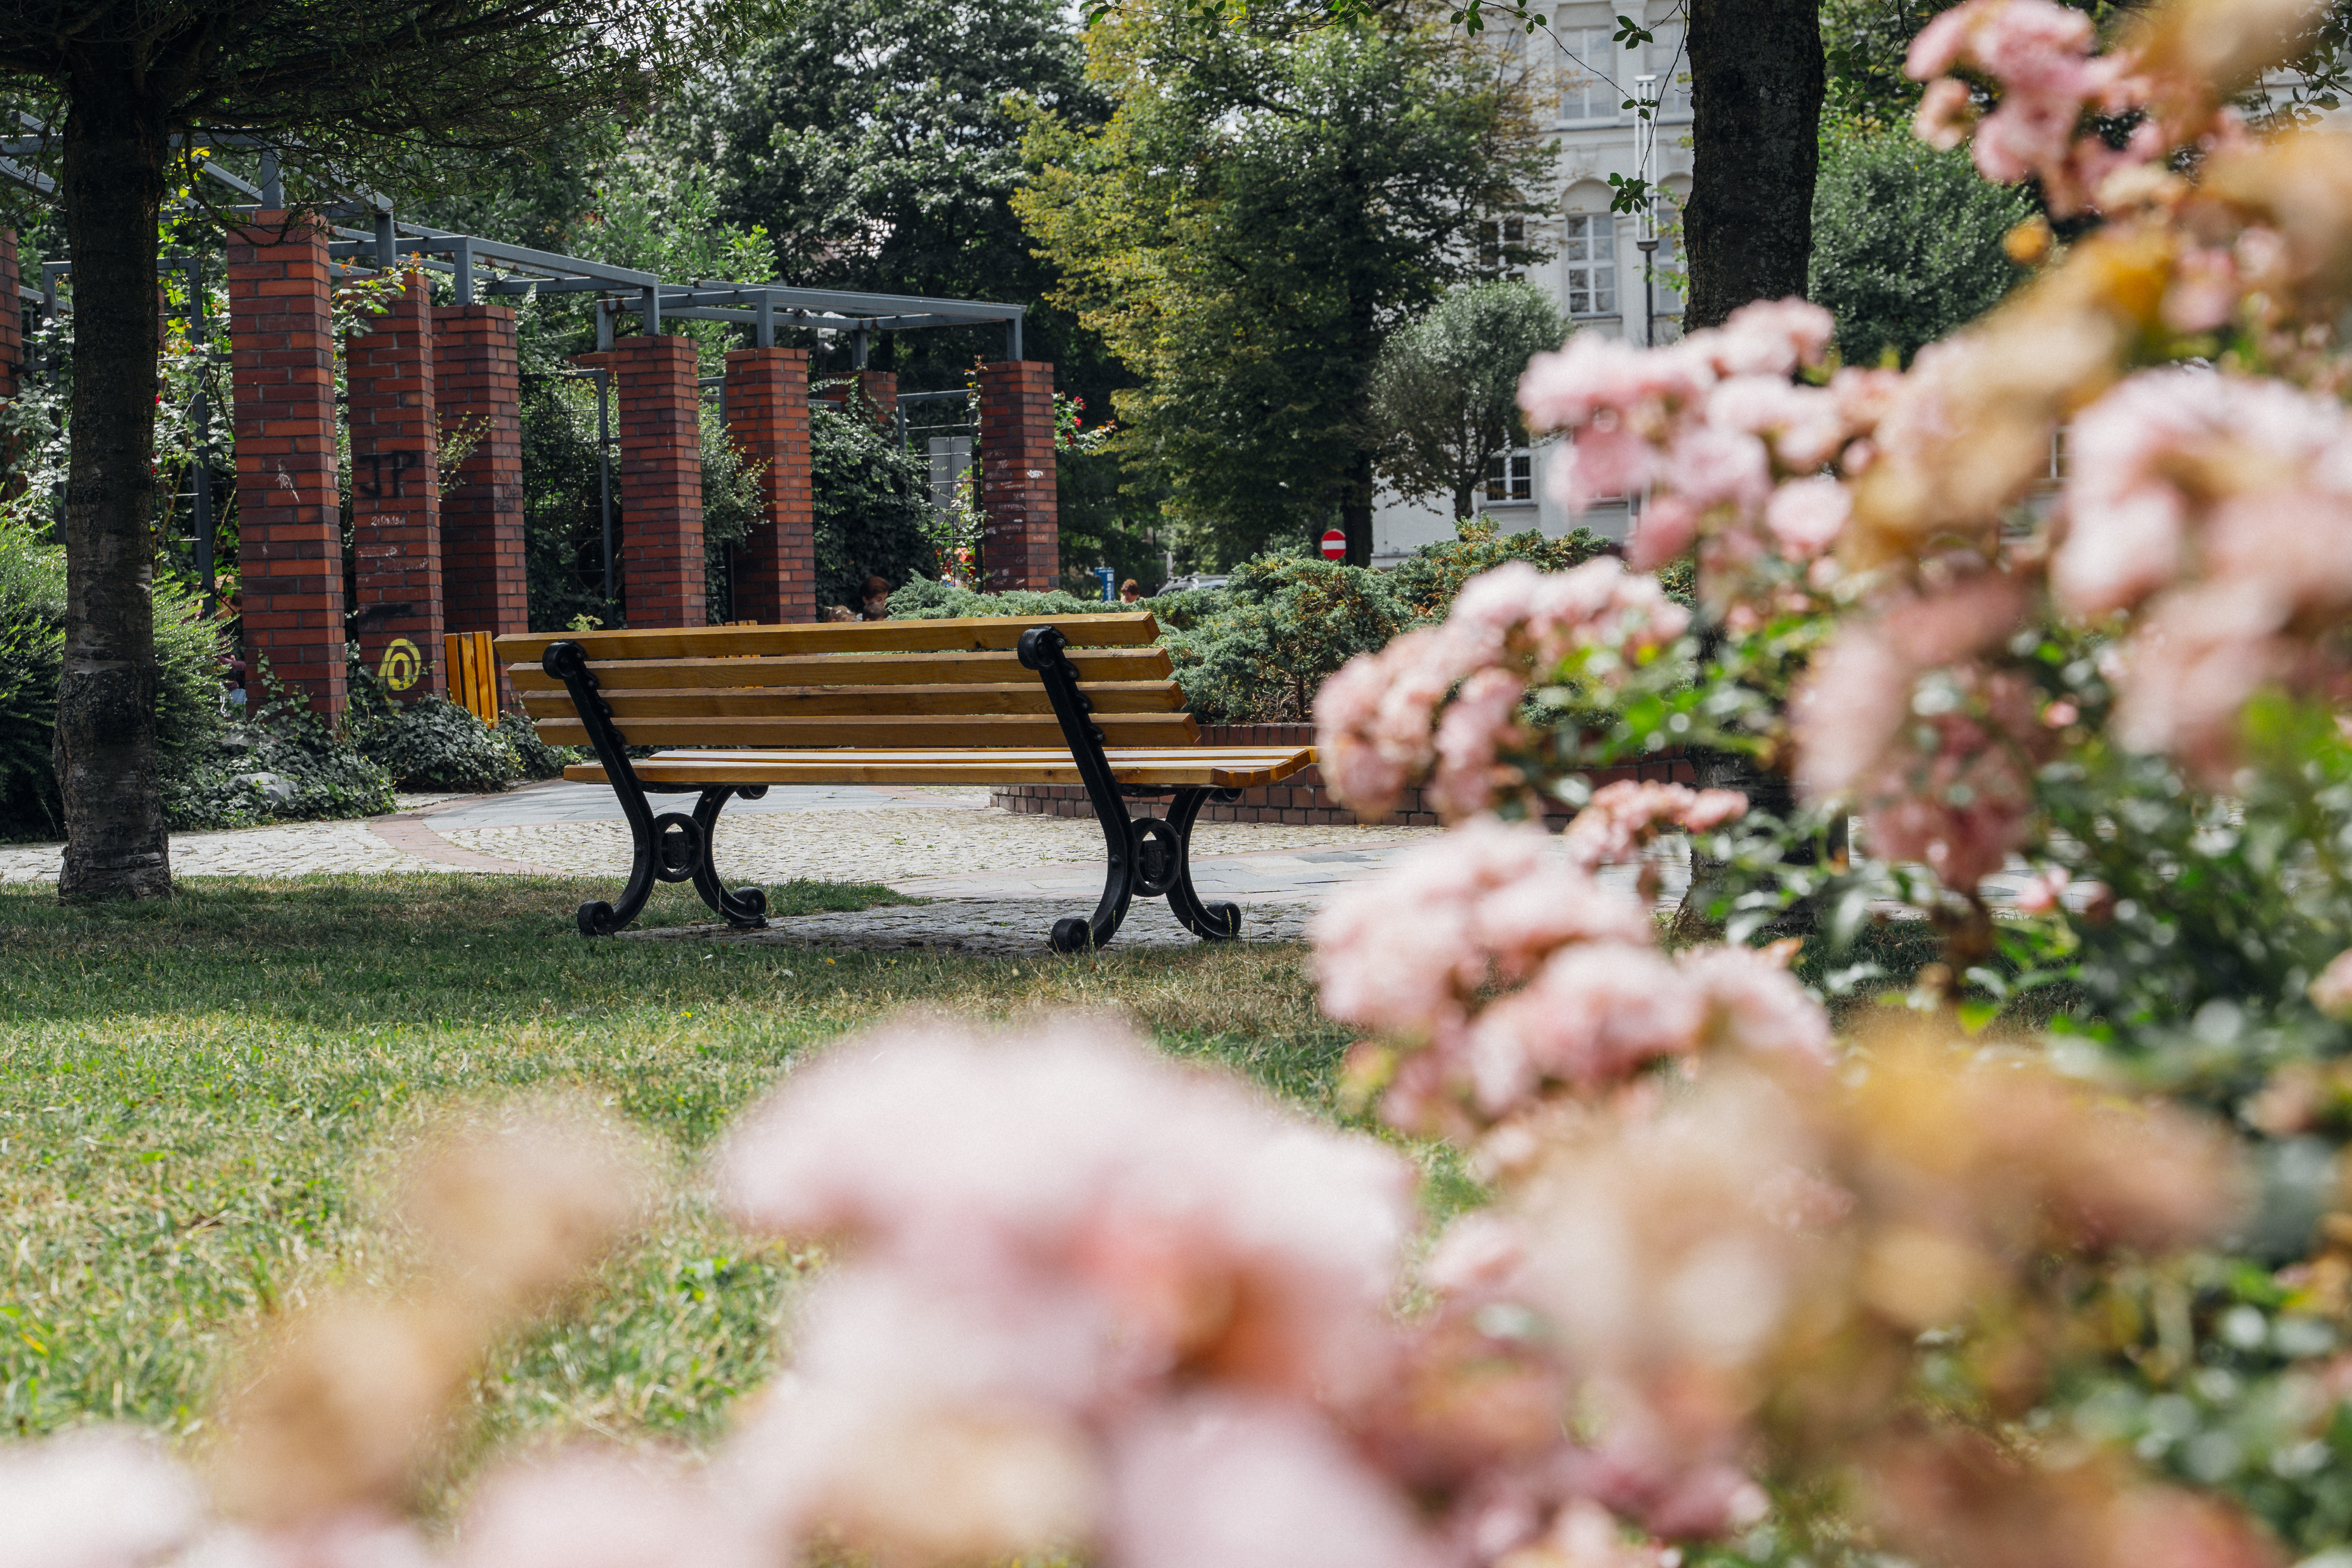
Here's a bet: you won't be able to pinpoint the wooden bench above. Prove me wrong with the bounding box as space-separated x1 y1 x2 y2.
495 613 1316 950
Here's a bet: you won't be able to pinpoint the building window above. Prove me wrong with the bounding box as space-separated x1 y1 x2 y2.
1647 29 1691 117
1557 28 1618 122
1565 213 1617 317
1486 449 1534 503
1478 217 1525 279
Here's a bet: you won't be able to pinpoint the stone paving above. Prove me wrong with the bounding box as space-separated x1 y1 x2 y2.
0 781 1444 955
628 897 1315 955
441 802 1438 888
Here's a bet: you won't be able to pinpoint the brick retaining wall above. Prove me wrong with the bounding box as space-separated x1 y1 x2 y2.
990 724 1698 827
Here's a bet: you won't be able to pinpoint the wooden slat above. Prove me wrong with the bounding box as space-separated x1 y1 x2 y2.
495 612 1159 665
532 712 1203 750
566 747 1315 790
513 682 1186 721
507 647 1175 692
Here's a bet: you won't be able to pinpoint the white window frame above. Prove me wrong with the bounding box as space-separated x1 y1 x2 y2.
1485 448 1535 505
1564 213 1619 319
1556 27 1620 125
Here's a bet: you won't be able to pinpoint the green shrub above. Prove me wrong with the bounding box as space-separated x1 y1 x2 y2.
0 502 229 841
163 670 398 831
886 580 1105 621
1161 556 1407 724
812 401 934 613
1387 520 1617 621
1810 120 2032 367
354 695 522 792
499 709 580 781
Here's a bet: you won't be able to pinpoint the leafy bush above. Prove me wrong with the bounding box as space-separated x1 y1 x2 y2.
354 694 522 792
702 411 764 625
1386 520 1619 621
1160 556 1406 724
0 502 229 840
499 709 580 781
163 670 397 831
886 580 1105 621
1809 120 2032 367
520 375 613 634
812 401 934 614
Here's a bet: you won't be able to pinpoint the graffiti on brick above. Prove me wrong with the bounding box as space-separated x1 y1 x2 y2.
356 450 422 499
378 638 423 692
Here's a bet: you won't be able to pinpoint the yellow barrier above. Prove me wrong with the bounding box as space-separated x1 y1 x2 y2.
443 630 499 727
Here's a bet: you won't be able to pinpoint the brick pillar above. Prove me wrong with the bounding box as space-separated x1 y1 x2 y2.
346 274 443 695
228 213 345 713
724 346 815 624
978 360 1059 591
853 370 898 432
608 334 704 628
433 303 526 636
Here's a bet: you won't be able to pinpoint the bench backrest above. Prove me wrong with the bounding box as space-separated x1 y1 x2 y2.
495 613 1199 752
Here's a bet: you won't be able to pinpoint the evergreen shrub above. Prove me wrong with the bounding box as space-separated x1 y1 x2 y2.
0 503 229 840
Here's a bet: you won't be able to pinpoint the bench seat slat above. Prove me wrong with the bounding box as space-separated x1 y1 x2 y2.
532 712 1202 749
511 681 1186 721
564 744 1315 791
494 612 1158 665
505 647 1174 692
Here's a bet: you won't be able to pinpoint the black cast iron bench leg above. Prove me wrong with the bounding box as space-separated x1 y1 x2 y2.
545 640 768 937
1018 625 1245 953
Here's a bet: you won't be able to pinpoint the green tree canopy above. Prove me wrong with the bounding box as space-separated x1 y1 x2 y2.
0 0 733 899
1809 121 2033 366
662 0 1112 393
1369 280 1566 522
1015 0 1543 568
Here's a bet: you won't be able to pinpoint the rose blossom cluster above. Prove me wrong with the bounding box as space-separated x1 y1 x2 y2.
1907 0 2162 216
2052 365 2352 781
1312 813 1833 1147
1791 570 2057 895
1314 559 1688 822
1514 299 1898 615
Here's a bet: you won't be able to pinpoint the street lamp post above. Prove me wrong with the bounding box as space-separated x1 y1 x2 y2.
1634 72 1660 348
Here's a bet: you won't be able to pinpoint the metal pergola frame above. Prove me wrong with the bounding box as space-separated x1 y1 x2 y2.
0 123 1028 362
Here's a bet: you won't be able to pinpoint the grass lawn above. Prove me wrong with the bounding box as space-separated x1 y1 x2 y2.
0 873 1404 1510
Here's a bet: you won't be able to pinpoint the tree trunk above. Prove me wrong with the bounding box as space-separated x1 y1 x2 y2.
1684 0 1826 330
55 74 171 900
1341 447 1374 568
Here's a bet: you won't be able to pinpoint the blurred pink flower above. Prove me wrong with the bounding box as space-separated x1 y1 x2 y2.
1793 574 2044 893
1315 561 1688 824
718 1021 1414 1407
0 1430 201 1568
1904 0 2150 214
2310 947 2352 1019
1429 668 1530 820
1562 781 1748 876
1313 818 1652 1048
457 1452 757 1568
1108 1395 1440 1568
1763 475 1852 558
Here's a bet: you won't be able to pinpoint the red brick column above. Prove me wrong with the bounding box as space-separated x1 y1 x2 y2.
609 334 704 628
228 213 345 714
978 360 1058 591
346 274 443 695
723 346 815 624
433 303 526 637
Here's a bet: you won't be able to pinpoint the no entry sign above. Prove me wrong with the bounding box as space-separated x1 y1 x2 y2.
1320 528 1347 561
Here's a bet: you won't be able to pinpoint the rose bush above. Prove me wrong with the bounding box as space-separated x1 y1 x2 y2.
17 5 2352 1568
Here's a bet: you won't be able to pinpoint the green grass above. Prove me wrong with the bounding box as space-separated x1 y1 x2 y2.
0 873 1380 1496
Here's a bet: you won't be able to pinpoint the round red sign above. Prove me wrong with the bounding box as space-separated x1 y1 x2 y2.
1319 528 1347 561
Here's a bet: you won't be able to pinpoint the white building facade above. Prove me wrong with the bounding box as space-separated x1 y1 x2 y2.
1370 0 1694 564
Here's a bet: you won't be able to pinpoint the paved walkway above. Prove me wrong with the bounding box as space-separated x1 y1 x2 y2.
0 781 1449 950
